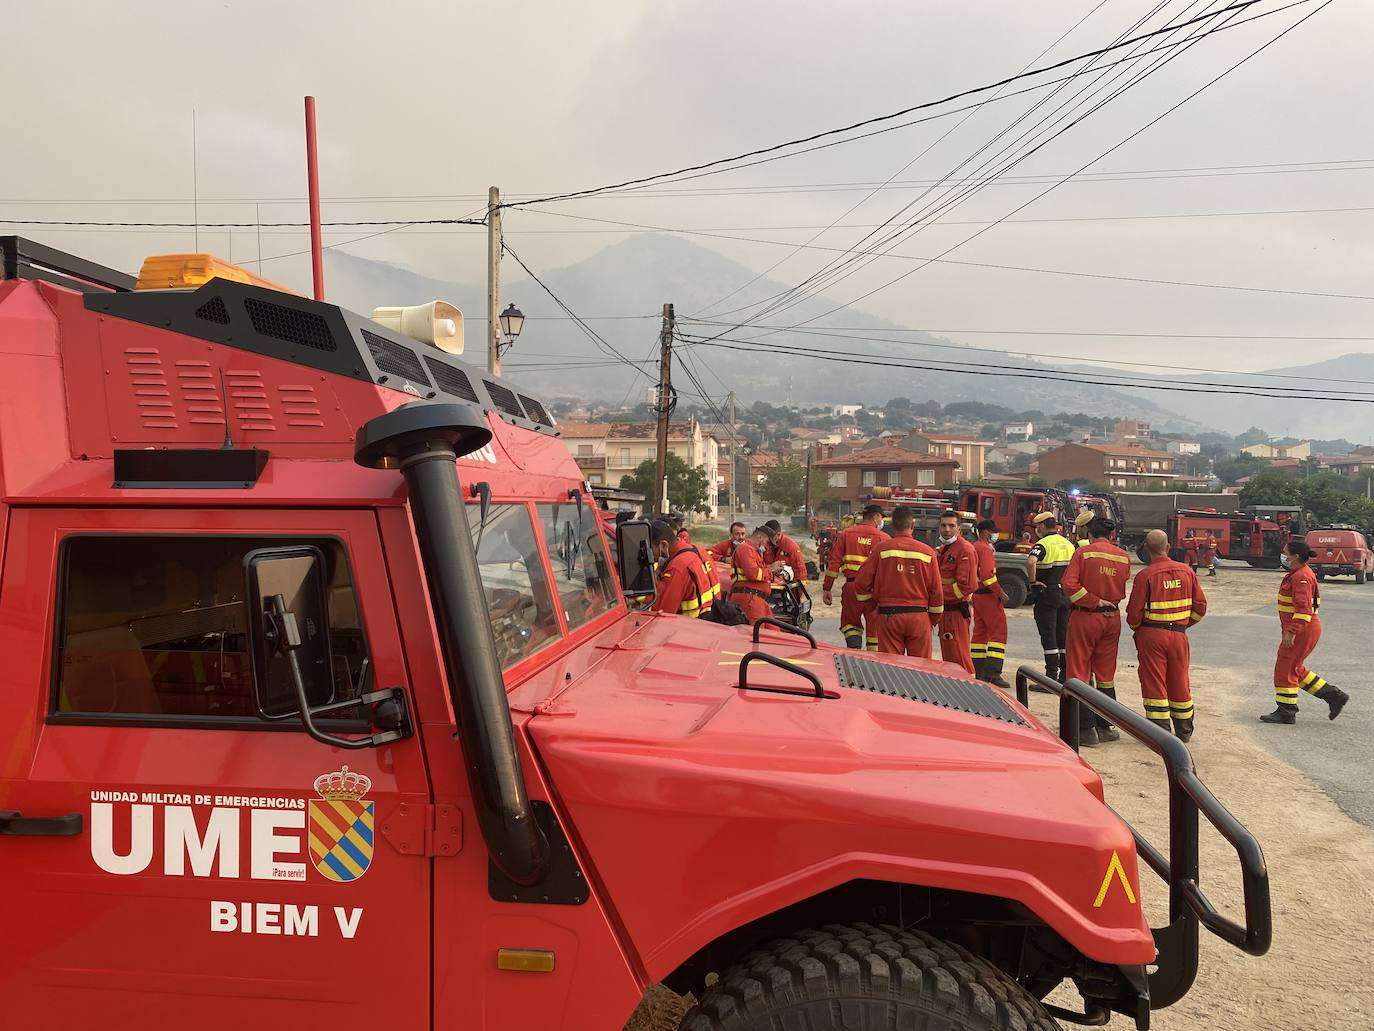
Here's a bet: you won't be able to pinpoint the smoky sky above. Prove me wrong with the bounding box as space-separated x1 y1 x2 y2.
3 0 1370 380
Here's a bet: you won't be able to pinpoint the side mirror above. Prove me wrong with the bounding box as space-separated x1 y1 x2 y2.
615 519 656 600
245 546 411 750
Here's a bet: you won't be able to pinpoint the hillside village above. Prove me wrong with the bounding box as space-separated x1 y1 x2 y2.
554 395 1374 522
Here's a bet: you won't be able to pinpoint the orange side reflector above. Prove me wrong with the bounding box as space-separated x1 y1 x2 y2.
135 253 296 294
495 948 556 973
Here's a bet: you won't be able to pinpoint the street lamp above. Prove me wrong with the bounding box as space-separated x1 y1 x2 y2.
499 303 525 351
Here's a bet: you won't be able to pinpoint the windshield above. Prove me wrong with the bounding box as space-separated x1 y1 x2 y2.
537 501 619 630
467 500 622 671
469 503 562 668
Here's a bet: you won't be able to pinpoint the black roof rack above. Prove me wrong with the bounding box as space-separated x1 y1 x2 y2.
84 277 557 434
1 236 136 294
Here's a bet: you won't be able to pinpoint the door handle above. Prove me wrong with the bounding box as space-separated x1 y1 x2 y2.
0 810 84 836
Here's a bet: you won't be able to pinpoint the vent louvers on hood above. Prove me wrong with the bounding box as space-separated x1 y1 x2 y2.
424 358 480 404
194 296 230 324
244 297 337 352
484 380 526 420
361 328 430 386
833 654 1028 726
518 393 552 426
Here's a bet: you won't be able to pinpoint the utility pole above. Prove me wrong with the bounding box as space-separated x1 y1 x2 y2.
804 448 813 525
726 390 738 520
487 186 502 375
654 303 675 517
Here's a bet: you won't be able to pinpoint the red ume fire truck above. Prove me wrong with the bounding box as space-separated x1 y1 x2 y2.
0 238 1269 1030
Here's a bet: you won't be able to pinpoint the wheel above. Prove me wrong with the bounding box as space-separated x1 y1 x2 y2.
1358 570 1367 585
998 572 1028 609
1316 570 1326 582
680 924 1063 1031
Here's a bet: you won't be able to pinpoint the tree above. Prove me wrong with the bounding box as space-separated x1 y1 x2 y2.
758 458 807 514
619 454 710 514
1213 453 1265 486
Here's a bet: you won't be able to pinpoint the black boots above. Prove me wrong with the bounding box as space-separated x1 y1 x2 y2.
1261 684 1349 724
1316 684 1349 720
1172 717 1194 743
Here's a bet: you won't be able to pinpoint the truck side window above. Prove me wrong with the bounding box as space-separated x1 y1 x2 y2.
469 504 561 667
53 536 370 723
998 497 1009 517
536 503 620 631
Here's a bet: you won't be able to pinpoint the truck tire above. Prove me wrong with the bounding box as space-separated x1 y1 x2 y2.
1358 570 1367 585
680 924 1063 1031
999 572 1028 609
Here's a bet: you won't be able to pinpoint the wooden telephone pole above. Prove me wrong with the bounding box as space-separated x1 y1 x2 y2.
653 303 675 517
487 186 502 375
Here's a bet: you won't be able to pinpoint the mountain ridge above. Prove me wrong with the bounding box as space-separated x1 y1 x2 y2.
322 236 1370 440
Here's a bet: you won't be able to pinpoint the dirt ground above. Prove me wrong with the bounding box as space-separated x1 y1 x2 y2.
623 562 1374 1029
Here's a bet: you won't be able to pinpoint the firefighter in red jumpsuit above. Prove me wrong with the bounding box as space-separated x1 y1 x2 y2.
708 521 747 563
1126 529 1208 741
1062 516 1130 746
853 506 943 657
936 510 977 674
762 519 806 580
1261 538 1349 724
970 519 1009 688
1199 530 1217 577
649 521 715 618
822 504 889 650
729 526 776 625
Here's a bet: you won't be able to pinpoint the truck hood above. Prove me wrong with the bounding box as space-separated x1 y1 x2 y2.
524 613 1155 980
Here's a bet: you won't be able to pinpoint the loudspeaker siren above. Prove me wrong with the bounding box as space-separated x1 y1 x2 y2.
370 300 465 355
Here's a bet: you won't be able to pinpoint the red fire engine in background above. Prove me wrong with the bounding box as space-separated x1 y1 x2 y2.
1152 508 1298 568
0 238 1269 1030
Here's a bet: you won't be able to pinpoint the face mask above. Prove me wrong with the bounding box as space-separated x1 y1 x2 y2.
988 532 1000 542
1280 553 1292 570
939 533 958 546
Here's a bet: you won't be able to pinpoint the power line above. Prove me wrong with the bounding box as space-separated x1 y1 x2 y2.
0 216 486 228
507 0 1298 209
691 0 1114 319
679 319 1374 386
734 0 1243 328
741 0 1337 339
499 240 655 383
686 320 1374 345
678 331 1374 404
2 153 1365 206
526 197 1374 305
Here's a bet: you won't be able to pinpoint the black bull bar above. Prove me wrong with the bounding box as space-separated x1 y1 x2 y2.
1015 667 1271 1009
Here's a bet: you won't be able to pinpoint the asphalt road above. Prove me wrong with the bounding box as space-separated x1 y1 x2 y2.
809 564 1373 828
1190 568 1374 828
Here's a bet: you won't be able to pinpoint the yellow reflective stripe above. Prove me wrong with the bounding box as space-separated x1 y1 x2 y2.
1277 605 1295 613
1144 612 1189 622
1069 587 1089 603
981 575 999 586
1189 610 1205 621
855 592 873 602
1277 594 1293 602
953 583 965 599
1148 598 1193 610
1142 698 1171 710
929 605 945 614
840 562 862 573
842 554 867 564
1081 551 1129 563
1292 613 1312 622
882 549 932 562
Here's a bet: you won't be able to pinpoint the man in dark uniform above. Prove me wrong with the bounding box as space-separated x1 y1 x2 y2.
1025 510 1074 684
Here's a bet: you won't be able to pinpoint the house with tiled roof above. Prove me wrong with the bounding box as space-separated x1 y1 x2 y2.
813 446 960 516
1036 441 1180 489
